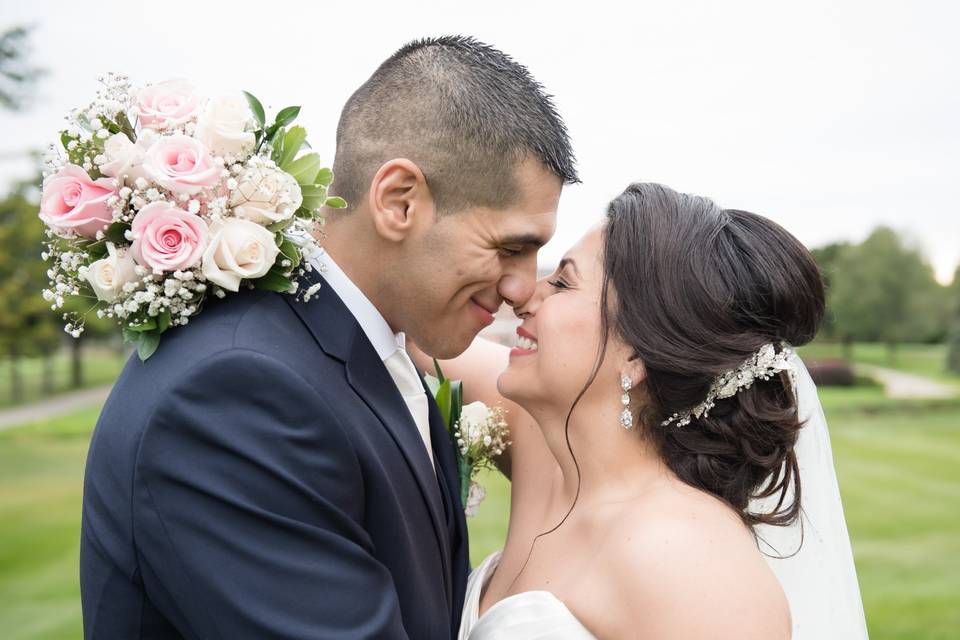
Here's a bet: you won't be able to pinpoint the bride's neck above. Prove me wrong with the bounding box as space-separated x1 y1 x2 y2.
533 397 667 504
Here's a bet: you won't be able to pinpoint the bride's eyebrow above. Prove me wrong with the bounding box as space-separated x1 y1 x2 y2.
558 257 581 278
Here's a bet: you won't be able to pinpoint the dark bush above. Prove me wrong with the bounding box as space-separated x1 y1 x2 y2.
806 358 856 386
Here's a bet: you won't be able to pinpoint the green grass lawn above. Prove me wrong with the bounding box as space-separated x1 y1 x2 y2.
800 342 960 386
1 389 958 639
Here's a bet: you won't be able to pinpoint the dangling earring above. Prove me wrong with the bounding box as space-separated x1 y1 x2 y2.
620 375 634 429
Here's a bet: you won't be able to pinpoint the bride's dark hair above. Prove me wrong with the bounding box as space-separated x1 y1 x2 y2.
599 182 824 526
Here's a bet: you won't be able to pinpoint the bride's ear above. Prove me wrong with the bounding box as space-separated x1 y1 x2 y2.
367 158 435 242
624 354 646 388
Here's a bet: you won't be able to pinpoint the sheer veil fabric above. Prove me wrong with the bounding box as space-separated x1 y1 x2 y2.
754 355 869 639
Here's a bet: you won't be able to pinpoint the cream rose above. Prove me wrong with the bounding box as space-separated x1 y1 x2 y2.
229 166 303 225
201 217 280 291
195 94 256 159
85 243 138 302
99 133 148 184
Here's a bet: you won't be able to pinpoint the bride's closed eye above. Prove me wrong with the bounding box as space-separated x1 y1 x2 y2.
548 278 570 290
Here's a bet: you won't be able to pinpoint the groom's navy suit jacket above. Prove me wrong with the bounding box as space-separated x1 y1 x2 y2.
80 273 470 639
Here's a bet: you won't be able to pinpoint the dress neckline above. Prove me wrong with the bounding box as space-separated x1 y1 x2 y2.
475 552 570 623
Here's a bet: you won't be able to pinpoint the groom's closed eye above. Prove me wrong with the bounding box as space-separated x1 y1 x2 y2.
498 234 549 256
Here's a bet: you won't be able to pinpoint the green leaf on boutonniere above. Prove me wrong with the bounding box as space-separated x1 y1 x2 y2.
137 330 161 361
434 359 446 383
435 379 452 427
242 91 266 128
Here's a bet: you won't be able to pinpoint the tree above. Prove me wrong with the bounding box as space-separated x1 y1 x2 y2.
0 190 59 402
828 227 947 362
0 25 44 111
810 241 851 341
947 266 960 374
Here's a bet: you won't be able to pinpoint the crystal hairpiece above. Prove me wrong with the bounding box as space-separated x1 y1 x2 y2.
661 343 795 428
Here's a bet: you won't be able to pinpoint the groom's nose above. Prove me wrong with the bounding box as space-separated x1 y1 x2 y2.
498 259 538 309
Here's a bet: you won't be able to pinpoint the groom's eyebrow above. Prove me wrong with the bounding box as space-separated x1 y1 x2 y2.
501 233 549 249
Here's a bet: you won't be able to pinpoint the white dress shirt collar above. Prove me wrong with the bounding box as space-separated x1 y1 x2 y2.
314 250 404 361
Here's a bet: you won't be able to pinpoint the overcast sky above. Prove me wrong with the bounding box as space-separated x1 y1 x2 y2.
3 0 957 282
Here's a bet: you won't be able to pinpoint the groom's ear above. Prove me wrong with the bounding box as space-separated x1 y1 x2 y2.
367 158 434 242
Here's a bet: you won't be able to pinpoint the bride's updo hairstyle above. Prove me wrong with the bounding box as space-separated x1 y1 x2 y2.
602 183 825 527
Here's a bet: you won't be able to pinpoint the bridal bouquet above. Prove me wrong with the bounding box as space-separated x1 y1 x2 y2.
426 362 510 517
38 74 344 359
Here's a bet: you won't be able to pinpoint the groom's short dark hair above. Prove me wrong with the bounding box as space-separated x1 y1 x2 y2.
331 35 579 213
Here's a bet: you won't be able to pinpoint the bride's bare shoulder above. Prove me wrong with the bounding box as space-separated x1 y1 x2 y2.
598 484 791 639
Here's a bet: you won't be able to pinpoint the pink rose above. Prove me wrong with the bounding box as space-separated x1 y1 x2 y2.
39 164 117 238
143 134 222 195
133 79 201 130
130 201 208 272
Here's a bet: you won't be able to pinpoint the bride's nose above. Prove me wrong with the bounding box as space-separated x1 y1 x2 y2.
513 277 549 318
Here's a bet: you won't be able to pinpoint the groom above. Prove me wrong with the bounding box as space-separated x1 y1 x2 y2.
80 35 578 639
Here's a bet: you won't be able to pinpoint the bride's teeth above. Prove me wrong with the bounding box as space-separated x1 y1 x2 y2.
516 335 538 351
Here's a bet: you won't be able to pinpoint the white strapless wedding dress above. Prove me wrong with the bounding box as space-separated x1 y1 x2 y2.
458 552 596 639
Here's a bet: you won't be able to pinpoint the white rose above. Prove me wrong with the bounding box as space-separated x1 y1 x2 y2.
85 243 139 302
201 217 280 291
99 133 148 184
459 401 493 438
195 94 256 159
229 166 303 225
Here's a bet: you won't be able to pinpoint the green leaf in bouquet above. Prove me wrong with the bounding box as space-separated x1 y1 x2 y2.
315 168 334 187
242 91 266 128
300 184 328 198
115 111 137 142
278 126 307 169
273 105 301 129
137 330 161 361
105 221 130 244
277 237 302 268
284 153 324 183
84 239 109 259
60 130 75 151
121 326 139 344
252 269 295 293
324 196 348 209
300 197 327 213
127 318 158 332
157 309 172 333
266 218 294 233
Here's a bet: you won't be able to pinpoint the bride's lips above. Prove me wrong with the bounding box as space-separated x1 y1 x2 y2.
470 298 497 326
510 326 538 358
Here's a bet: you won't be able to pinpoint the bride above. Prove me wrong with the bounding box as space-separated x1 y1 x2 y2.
413 183 868 638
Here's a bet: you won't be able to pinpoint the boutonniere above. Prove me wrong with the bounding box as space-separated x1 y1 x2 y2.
425 360 510 517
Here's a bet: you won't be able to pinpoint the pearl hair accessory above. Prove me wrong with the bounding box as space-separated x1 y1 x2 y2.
661 343 795 428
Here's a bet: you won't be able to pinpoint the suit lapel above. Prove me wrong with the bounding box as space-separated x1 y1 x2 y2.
284 272 452 604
